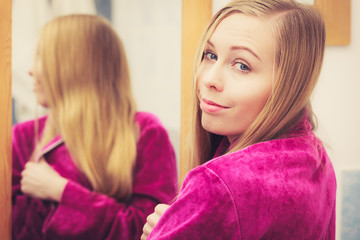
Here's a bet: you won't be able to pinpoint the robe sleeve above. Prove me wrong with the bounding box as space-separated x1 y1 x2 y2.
147 166 242 240
12 120 37 197
12 118 54 240
44 114 178 240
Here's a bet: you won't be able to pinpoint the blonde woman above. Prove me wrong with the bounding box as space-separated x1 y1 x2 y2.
142 0 336 239
12 14 178 239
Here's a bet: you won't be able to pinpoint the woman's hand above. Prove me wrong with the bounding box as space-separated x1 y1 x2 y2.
20 158 68 202
141 204 170 240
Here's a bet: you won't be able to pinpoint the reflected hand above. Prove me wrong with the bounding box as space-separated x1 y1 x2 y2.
20 158 68 202
141 204 170 240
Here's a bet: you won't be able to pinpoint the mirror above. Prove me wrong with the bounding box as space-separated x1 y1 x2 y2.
12 0 181 160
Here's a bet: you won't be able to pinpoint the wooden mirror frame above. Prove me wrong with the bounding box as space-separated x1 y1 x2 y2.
316 0 351 46
0 0 12 238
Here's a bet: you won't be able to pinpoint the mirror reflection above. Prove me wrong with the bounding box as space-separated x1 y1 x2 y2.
12 0 180 239
12 0 181 159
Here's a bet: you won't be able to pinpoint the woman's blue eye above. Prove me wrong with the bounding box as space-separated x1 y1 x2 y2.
234 62 250 72
203 52 218 61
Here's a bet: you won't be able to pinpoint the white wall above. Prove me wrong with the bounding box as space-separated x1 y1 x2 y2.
111 0 181 160
312 0 360 238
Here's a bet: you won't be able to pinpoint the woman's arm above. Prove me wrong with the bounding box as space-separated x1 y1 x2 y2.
43 180 160 240
20 158 68 201
12 120 37 197
44 113 178 240
12 117 54 239
146 166 241 240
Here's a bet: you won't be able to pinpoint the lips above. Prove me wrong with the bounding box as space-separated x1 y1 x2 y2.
200 98 229 113
203 99 227 107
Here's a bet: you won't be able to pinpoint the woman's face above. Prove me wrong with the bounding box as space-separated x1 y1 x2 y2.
197 13 277 143
29 57 49 108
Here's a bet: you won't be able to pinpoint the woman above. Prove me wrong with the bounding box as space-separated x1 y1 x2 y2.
142 0 336 239
12 14 178 240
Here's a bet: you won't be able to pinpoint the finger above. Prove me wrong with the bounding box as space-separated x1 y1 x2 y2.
38 157 49 165
154 204 170 215
20 178 25 189
20 178 30 195
142 222 152 237
21 165 35 178
140 233 148 240
24 161 35 169
147 212 161 227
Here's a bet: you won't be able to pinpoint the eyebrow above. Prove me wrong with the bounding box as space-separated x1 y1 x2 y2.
207 40 261 62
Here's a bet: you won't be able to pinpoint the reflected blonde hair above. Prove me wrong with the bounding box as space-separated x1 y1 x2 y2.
187 0 326 171
34 14 137 200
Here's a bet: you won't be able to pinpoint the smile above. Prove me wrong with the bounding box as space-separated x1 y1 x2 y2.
200 99 229 113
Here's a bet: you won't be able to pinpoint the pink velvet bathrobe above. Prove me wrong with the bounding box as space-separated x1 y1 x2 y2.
12 112 178 240
148 116 336 240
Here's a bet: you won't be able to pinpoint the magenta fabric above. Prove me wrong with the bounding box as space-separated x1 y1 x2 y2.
12 112 178 240
148 118 336 239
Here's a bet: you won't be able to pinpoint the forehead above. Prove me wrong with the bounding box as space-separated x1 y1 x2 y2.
209 13 276 59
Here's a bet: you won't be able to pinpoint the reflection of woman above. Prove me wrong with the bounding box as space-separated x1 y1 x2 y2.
12 14 178 240
142 0 336 239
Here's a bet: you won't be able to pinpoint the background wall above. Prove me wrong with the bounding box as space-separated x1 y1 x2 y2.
312 0 360 236
111 0 181 160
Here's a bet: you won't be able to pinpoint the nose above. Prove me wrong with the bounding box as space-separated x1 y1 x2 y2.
28 67 34 77
200 63 224 92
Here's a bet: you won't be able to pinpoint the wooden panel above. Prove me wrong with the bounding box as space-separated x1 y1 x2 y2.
0 0 12 238
315 0 351 45
180 0 212 183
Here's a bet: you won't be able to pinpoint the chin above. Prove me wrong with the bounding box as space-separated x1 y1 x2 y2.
201 116 246 139
37 100 49 108
201 117 224 135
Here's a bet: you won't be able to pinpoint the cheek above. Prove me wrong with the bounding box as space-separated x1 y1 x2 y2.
252 88 271 112
196 63 207 87
232 83 272 124
34 79 49 108
196 74 204 98
35 90 49 108
36 73 43 85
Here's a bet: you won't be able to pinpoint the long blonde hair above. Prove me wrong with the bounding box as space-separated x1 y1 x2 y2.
187 0 326 171
34 14 137 200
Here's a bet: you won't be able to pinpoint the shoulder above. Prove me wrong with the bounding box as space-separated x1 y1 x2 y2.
199 135 335 238
182 164 237 203
12 116 48 161
134 111 174 159
202 134 334 207
149 165 241 239
206 133 325 176
135 112 170 140
135 111 164 129
12 115 47 141
181 164 240 220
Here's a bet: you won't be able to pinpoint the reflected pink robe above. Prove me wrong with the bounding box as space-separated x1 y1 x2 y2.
148 117 336 240
12 112 178 240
